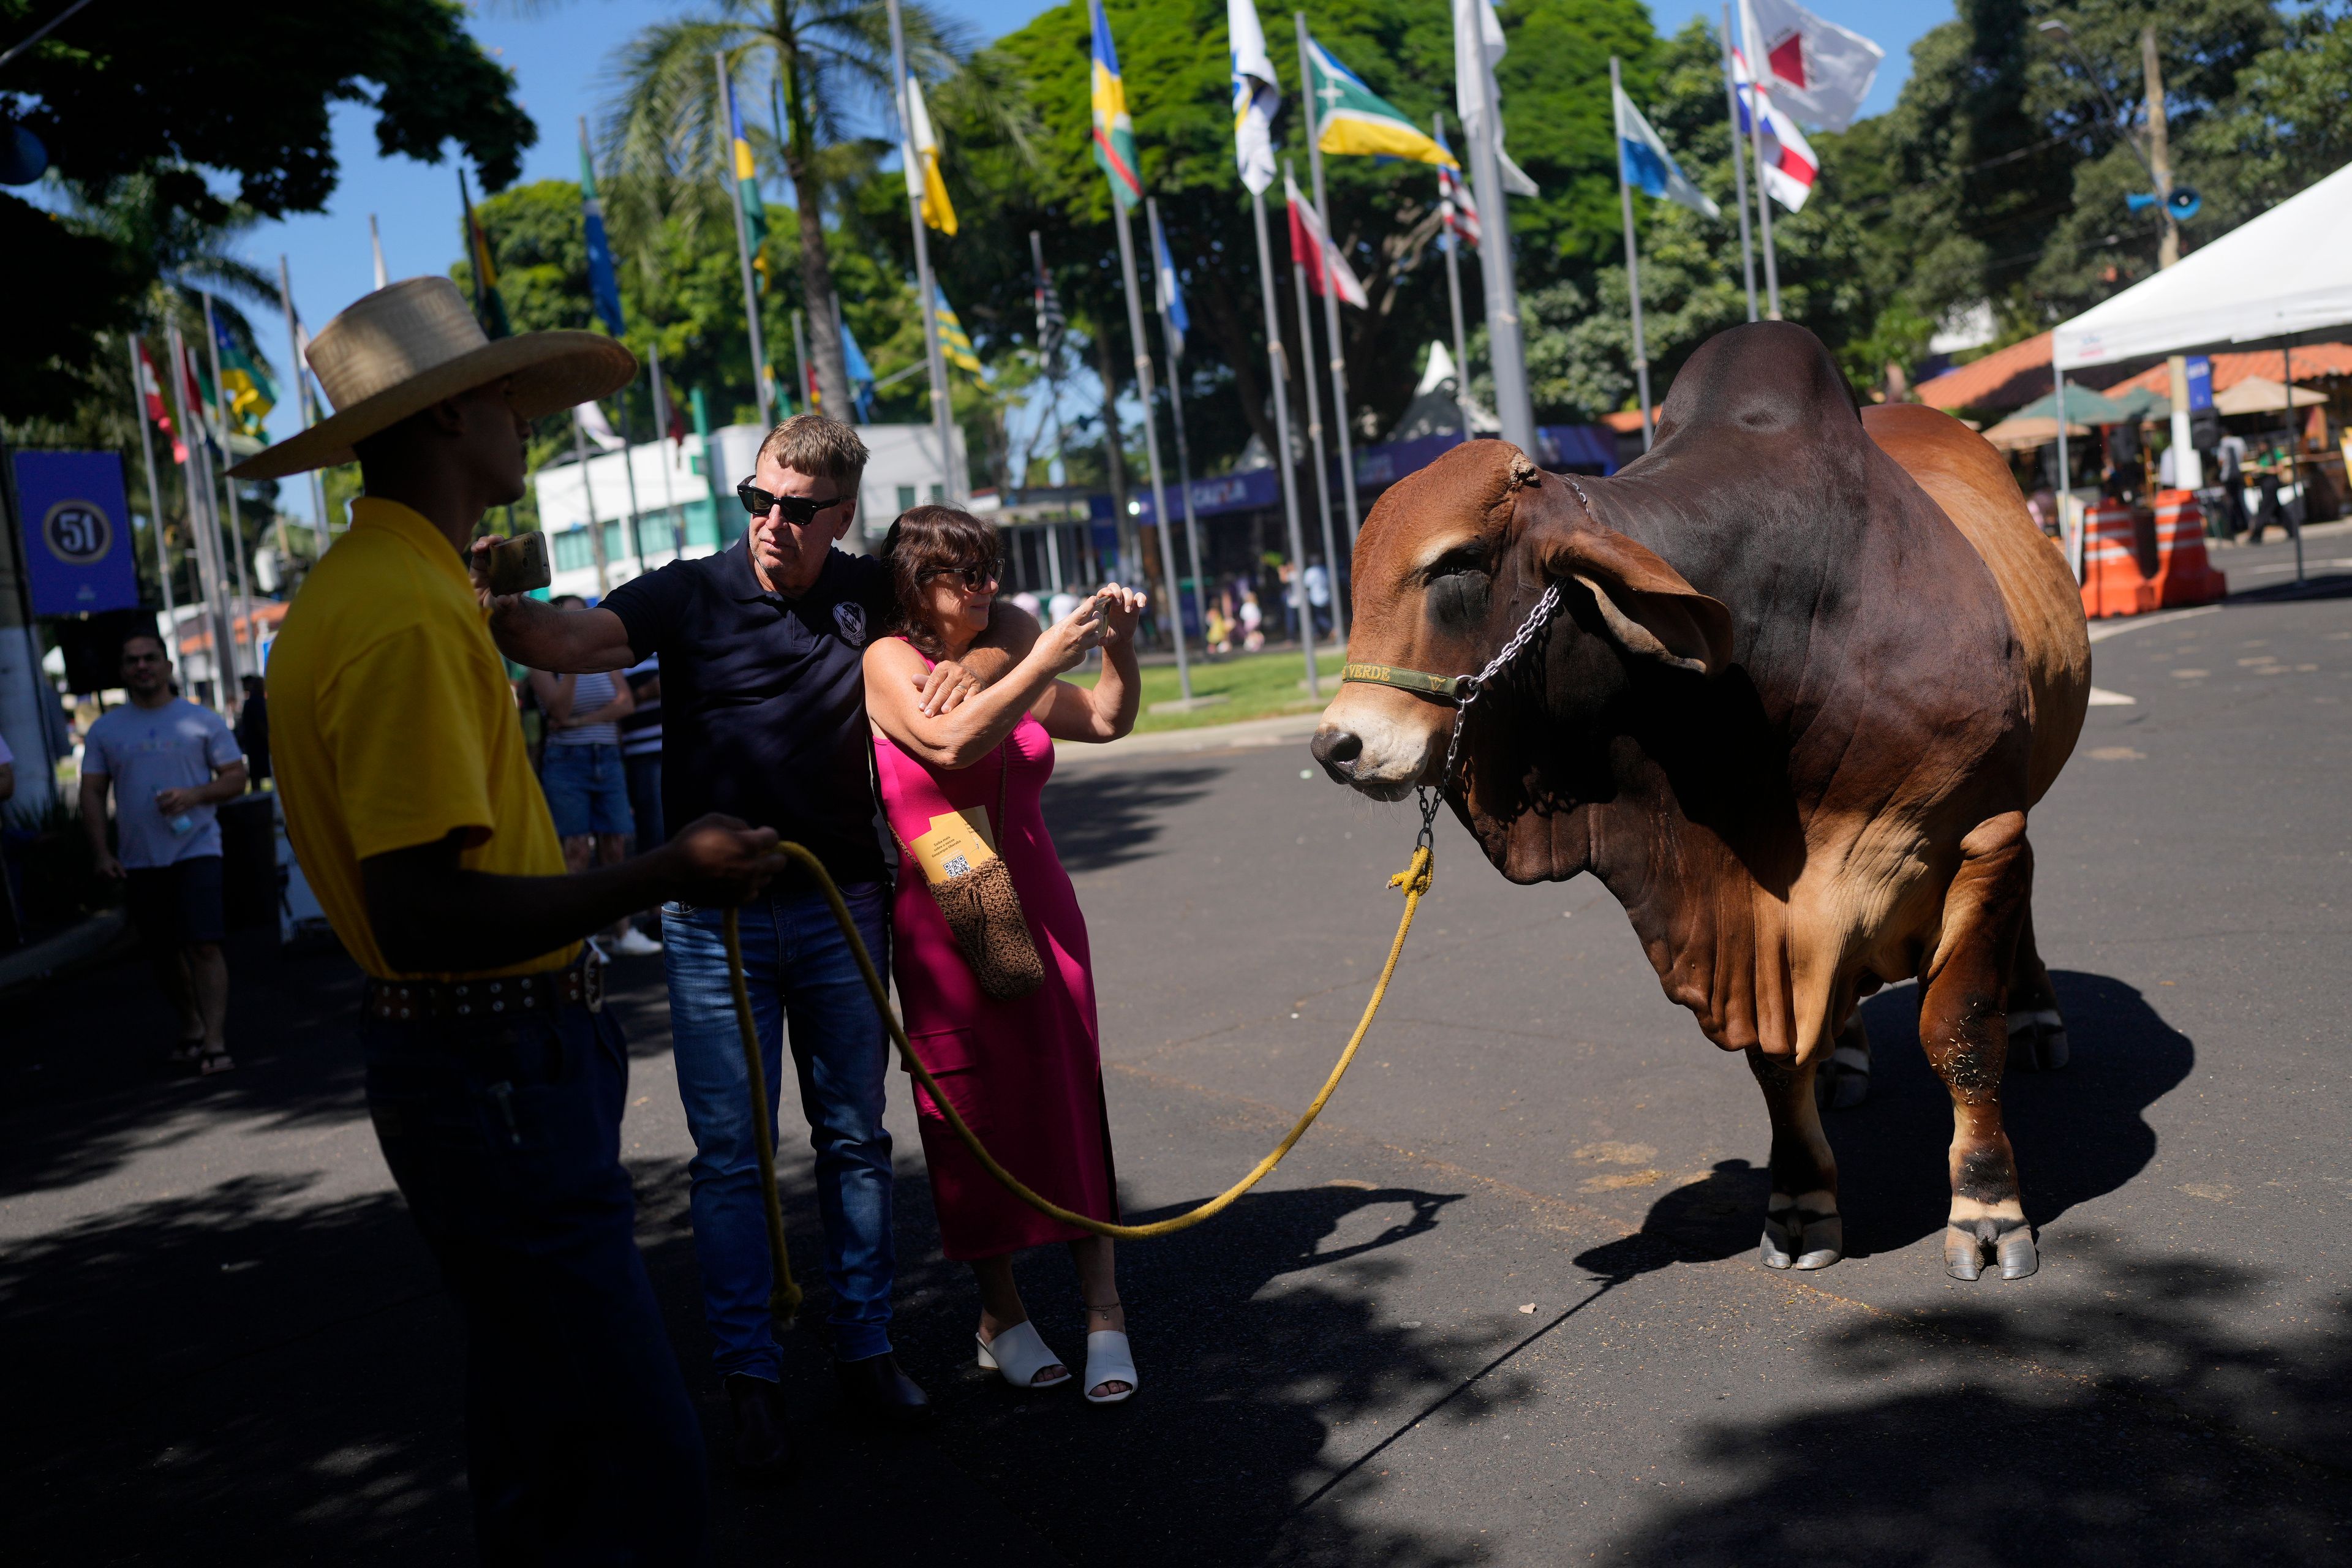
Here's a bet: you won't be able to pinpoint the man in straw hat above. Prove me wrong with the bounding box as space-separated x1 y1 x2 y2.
235 276 788 1558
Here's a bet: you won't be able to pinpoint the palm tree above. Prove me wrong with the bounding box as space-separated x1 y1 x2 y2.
601 0 971 420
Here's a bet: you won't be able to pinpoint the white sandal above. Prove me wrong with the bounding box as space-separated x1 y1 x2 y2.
1082 1330 1138 1405
976 1320 1069 1389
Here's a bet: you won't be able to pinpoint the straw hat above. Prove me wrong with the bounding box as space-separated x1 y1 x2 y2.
228 277 637 480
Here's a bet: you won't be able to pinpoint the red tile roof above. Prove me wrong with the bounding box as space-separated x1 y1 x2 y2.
2104 343 2352 398
1914 332 2054 413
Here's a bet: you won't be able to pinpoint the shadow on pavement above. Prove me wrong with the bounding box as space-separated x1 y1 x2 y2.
1571 971 2193 1275
1604 1237 2351 1565
1043 764 1226 873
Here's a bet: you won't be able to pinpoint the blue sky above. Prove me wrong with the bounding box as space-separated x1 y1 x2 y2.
240 0 1947 516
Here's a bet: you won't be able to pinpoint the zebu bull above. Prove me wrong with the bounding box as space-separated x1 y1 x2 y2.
1311 324 2089 1281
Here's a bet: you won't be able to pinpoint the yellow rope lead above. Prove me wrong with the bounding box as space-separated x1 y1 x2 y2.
733 839 1432 1259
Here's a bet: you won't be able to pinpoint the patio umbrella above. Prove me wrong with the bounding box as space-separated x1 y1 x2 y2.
2213 375 2326 415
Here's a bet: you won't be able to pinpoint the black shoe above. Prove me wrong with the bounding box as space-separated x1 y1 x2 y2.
832 1352 933 1427
725 1374 794 1482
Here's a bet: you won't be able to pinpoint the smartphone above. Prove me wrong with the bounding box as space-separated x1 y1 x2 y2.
483 531 552 595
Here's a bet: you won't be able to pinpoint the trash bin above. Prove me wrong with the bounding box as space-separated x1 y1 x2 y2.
217 793 280 936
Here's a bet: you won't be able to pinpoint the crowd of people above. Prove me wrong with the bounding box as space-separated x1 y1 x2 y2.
217 277 1150 1560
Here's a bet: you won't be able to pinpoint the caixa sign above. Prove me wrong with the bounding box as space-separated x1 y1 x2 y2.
12 451 139 617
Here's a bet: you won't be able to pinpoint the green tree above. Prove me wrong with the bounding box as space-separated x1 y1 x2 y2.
2 0 533 421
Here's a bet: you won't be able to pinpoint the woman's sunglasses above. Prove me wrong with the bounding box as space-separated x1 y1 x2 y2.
736 479 839 526
919 565 998 592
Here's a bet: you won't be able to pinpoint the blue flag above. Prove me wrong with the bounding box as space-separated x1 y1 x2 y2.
579 126 626 336
1613 84 1719 219
839 317 876 423
1153 216 1188 360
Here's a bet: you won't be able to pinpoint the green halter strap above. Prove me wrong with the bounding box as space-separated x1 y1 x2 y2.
1338 663 1472 706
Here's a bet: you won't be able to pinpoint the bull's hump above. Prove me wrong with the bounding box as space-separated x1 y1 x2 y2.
1653 323 1860 447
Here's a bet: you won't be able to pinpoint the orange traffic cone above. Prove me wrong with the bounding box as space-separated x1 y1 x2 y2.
2147 490 2228 608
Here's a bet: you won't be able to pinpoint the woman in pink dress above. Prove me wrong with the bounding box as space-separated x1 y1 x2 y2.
863 505 1145 1404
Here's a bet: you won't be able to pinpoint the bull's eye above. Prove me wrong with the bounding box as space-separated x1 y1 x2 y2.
1425 563 1492 630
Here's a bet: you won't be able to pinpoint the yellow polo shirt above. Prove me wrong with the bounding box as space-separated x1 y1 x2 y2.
268 497 578 981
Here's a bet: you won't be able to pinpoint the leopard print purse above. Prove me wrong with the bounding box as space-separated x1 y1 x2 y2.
895 744 1044 1001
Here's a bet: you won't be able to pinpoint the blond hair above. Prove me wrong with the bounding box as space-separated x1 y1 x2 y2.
758 413 869 497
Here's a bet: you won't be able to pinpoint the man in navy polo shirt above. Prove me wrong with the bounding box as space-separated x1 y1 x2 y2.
481 414 1038 1476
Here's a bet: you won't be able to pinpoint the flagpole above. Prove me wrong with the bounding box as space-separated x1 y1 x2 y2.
885 0 959 504
715 54 774 429
1721 4 1759 323
1284 164 1344 657
1028 232 1079 592
201 292 257 690
1738 3 1783 320
126 333 179 638
1436 112 1477 445
1110 201 1191 696
1465 9 1536 452
166 324 236 703
1296 13 1362 579
1252 189 1320 698
1609 62 1655 453
650 339 684 554
277 256 330 548
573 417 611 597
369 214 388 292
1145 199 1207 650
791 308 812 417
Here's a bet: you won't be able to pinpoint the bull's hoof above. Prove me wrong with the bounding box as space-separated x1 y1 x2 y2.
1945 1219 2038 1281
1760 1200 1842 1271
2007 1008 2069 1071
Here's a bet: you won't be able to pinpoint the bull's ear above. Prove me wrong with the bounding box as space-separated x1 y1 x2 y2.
1539 526 1733 676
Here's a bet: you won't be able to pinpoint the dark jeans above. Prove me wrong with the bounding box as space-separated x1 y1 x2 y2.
362 1000 706 1566
625 751 666 851
661 881 894 1375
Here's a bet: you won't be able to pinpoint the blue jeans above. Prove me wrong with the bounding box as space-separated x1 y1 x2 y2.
662 880 895 1374
624 751 666 851
541 742 634 839
361 1001 704 1565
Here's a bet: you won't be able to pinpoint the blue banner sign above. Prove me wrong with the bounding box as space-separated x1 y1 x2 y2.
2185 355 2214 413
13 450 139 616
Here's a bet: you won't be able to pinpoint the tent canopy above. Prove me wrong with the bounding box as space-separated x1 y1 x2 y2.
2212 375 2326 415
2053 159 2352 371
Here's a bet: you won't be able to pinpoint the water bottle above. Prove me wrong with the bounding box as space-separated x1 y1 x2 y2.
156 788 195 837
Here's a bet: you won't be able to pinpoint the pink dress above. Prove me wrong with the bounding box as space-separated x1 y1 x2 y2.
873 689 1119 1260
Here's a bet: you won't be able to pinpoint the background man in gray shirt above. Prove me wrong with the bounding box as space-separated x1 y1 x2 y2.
80 631 247 1075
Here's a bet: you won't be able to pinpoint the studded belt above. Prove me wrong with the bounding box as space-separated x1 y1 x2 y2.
364 948 605 1022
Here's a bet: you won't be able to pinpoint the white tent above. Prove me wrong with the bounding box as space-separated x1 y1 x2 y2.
2054 160 2352 370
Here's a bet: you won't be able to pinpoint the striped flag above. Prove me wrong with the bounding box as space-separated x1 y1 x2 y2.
1034 258 1067 366
903 72 957 235
1729 37 1818 212
1227 0 1278 195
1306 33 1457 168
1089 0 1142 211
1152 213 1189 360
458 168 511 338
1614 83 1720 219
579 124 626 336
1436 118 1480 248
728 72 771 284
933 286 982 374
1285 172 1368 308
136 338 184 464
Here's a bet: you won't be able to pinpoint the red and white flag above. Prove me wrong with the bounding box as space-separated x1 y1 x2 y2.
1285 173 1368 307
135 339 184 464
1730 40 1819 213
1436 119 1481 248
1742 0 1880 134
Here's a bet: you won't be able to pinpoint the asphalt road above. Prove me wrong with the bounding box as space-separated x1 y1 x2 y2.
3 533 2346 1566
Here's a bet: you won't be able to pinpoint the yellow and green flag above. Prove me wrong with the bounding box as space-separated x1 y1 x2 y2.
1305 34 1456 167
208 314 277 438
933 286 981 374
1088 0 1141 211
728 75 769 287
459 168 511 338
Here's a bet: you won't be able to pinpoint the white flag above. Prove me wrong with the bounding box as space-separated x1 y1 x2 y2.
1452 0 1538 197
1228 0 1279 195
576 401 626 453
1744 0 1882 132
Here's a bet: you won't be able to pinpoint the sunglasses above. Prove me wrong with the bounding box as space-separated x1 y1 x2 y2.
736 479 840 526
919 565 998 592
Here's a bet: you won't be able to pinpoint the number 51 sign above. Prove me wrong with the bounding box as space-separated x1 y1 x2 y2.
12 451 140 617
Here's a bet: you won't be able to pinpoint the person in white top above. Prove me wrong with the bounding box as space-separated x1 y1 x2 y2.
532 595 660 956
